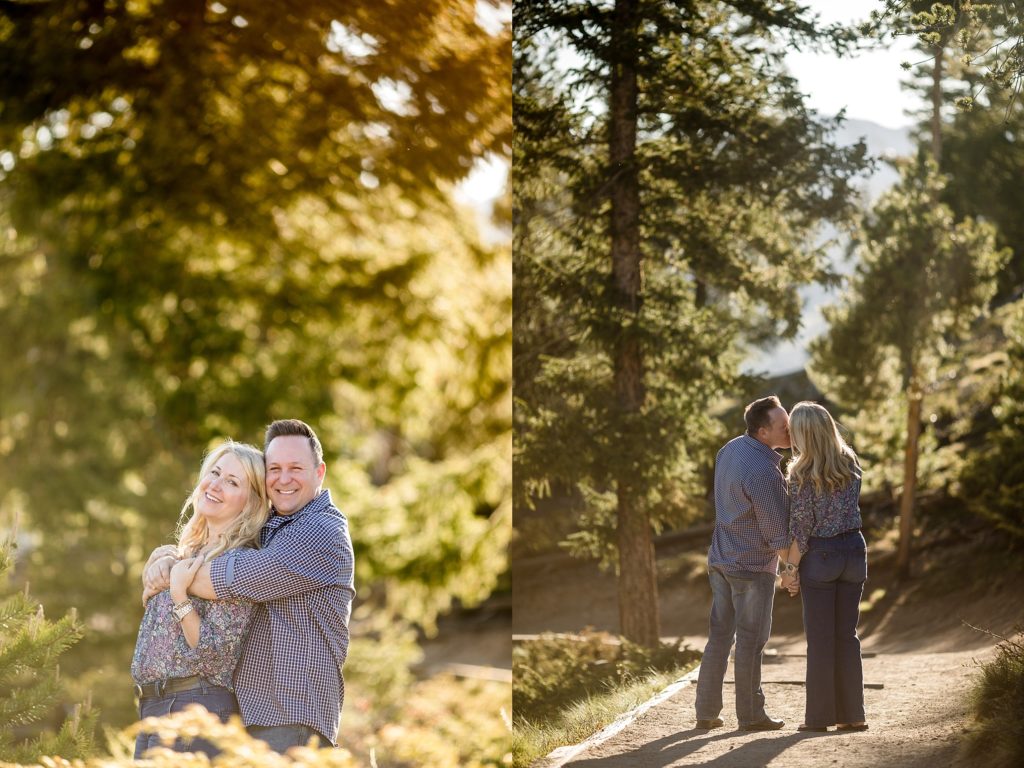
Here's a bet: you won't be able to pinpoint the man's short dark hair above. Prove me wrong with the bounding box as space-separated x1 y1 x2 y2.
264 419 324 465
744 396 782 436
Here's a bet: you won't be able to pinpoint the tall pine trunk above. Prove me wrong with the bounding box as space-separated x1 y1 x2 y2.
896 385 922 579
608 0 659 648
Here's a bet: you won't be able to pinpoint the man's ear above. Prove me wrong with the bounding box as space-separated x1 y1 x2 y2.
316 462 327 484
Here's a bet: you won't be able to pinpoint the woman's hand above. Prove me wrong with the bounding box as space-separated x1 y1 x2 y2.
169 555 204 603
786 574 800 597
780 571 800 596
142 547 178 593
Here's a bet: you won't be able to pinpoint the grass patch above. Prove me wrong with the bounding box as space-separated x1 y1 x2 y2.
513 666 694 768
513 631 699 767
962 628 1024 768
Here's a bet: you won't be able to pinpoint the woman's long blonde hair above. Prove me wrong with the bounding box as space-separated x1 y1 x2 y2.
176 440 269 558
786 402 858 495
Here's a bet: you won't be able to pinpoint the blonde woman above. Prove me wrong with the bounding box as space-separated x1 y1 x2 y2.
131 440 270 759
780 402 869 734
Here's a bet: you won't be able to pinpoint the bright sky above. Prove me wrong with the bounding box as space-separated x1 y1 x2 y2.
787 0 921 129
452 2 511 241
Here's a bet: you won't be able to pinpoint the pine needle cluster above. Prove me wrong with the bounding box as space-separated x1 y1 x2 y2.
0 539 96 764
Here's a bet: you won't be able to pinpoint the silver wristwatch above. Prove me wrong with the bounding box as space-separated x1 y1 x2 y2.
172 599 194 621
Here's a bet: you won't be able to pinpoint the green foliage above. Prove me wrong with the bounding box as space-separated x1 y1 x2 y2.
877 1 1024 108
956 302 1024 541
812 153 1008 404
941 92 1024 300
875 2 1024 301
0 539 96 764
512 630 698 725
514 0 869 558
2 692 510 767
963 628 1024 768
112 707 367 766
511 664 684 768
370 676 511 768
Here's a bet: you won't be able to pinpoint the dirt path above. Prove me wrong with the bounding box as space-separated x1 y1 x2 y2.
550 637 990 768
516 534 1021 768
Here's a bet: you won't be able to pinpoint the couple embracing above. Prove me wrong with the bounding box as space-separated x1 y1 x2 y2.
695 396 869 733
129 419 356 758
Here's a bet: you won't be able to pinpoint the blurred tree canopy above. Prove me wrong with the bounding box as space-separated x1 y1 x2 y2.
0 0 510 734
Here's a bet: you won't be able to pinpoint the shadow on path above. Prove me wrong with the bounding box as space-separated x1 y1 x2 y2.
567 728 831 768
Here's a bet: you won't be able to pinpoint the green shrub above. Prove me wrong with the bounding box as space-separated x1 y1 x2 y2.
963 629 1024 768
512 630 698 725
956 303 1024 543
0 539 97 764
2 678 512 768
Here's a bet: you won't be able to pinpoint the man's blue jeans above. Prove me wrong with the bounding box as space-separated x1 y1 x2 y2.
247 724 327 753
695 567 777 726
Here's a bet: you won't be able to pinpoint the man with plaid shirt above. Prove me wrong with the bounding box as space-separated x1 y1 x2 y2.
143 419 355 751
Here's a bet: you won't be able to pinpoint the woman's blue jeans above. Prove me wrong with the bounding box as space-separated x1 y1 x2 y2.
695 567 777 726
800 530 867 728
134 681 239 759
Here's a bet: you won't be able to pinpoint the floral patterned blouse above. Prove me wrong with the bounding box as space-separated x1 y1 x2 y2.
788 463 863 554
131 558 255 690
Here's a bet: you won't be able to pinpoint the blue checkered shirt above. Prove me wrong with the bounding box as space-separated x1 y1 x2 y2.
210 489 355 745
707 435 789 575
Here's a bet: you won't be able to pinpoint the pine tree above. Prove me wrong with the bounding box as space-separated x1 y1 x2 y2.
514 0 868 646
810 152 1009 579
822 0 1013 579
874 1 1024 112
0 536 96 763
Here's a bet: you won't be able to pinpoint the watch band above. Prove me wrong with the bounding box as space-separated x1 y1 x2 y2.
172 599 194 621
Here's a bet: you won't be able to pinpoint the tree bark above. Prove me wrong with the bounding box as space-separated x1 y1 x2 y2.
930 46 944 163
608 0 659 648
896 384 922 580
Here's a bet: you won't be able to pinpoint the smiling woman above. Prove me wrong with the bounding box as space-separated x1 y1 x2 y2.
130 440 269 761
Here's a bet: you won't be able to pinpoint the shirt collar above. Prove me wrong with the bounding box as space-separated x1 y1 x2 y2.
741 434 783 466
266 488 333 527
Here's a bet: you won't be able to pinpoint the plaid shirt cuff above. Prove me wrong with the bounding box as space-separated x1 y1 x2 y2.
209 551 235 599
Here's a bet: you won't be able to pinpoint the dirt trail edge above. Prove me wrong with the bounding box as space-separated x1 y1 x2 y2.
540 638 991 768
